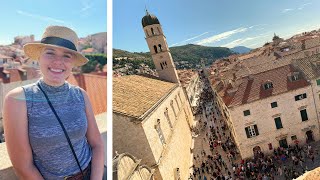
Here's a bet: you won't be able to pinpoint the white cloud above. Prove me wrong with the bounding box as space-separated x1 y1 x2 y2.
17 10 66 24
282 8 294 13
248 24 268 29
170 31 209 46
282 3 311 13
221 34 269 48
298 2 312 10
256 28 265 31
79 0 93 17
195 27 248 45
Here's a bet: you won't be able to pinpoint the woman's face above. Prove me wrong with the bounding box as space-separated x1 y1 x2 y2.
39 47 75 86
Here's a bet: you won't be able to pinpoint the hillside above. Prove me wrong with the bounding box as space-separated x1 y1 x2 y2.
113 44 235 69
231 46 251 54
170 44 234 67
113 49 151 59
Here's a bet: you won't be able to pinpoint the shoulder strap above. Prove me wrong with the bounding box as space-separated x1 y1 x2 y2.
37 83 84 177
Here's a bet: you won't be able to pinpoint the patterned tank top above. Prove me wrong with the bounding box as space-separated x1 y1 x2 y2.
22 79 92 179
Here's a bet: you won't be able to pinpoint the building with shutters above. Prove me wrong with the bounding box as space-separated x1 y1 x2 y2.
177 69 202 114
214 64 320 159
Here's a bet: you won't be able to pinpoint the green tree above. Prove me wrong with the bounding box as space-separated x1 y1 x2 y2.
81 54 106 73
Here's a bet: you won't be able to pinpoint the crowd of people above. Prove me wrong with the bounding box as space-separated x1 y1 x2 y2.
189 73 318 180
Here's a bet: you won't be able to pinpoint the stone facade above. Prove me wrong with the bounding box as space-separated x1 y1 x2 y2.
178 70 202 113
228 85 319 159
113 85 194 180
185 73 201 109
143 21 180 84
113 153 154 180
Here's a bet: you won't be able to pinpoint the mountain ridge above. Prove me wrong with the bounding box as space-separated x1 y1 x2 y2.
113 44 235 68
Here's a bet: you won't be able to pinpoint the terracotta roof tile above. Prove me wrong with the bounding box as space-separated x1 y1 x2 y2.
0 67 40 83
113 75 177 118
177 69 197 88
292 54 320 79
226 65 309 107
0 54 12 59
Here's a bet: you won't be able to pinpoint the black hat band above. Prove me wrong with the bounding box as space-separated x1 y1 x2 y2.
41 37 77 51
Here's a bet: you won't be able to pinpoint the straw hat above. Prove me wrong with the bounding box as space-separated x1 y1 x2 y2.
23 26 89 66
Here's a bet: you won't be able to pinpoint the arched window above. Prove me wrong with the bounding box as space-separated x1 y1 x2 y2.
154 45 158 53
155 119 165 144
151 28 154 35
178 92 182 104
145 30 149 37
175 96 180 110
158 44 162 52
171 100 177 118
160 62 163 70
165 108 173 129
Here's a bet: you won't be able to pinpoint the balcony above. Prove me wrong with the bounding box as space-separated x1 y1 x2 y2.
0 112 107 179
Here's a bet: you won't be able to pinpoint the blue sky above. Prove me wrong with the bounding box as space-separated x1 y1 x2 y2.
114 0 320 52
0 0 106 45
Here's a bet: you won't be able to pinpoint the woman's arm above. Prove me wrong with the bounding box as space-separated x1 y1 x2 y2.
3 87 44 179
81 89 104 180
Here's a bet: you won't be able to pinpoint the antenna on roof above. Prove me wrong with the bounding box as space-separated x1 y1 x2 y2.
145 5 149 15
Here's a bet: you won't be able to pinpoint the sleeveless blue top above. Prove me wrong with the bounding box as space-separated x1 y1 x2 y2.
22 79 92 179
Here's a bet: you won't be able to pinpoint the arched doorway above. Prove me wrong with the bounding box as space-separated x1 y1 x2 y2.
306 130 314 143
253 146 261 157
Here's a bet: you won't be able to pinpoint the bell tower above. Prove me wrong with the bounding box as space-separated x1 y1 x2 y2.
141 10 180 84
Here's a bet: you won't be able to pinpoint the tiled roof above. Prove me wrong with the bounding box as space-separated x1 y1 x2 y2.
81 48 96 53
292 54 320 80
113 75 177 118
177 69 197 88
0 54 12 59
238 50 263 61
235 50 307 78
0 67 40 83
224 65 309 107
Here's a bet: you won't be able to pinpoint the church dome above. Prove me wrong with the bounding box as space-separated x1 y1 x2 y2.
142 11 160 27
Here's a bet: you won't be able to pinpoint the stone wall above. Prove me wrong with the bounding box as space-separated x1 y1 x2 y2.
229 86 320 159
113 113 156 166
141 86 193 180
113 86 194 179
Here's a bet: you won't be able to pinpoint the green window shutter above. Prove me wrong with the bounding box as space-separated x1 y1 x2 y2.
243 110 250 116
271 102 278 108
245 127 250 138
274 117 283 129
317 79 320 86
300 109 309 121
254 125 259 136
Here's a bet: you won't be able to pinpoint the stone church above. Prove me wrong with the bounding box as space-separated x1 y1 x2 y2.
113 11 195 180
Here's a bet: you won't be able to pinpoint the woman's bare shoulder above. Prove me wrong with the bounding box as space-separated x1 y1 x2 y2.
4 87 26 106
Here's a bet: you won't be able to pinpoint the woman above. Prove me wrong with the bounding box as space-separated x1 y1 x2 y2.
3 26 104 179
